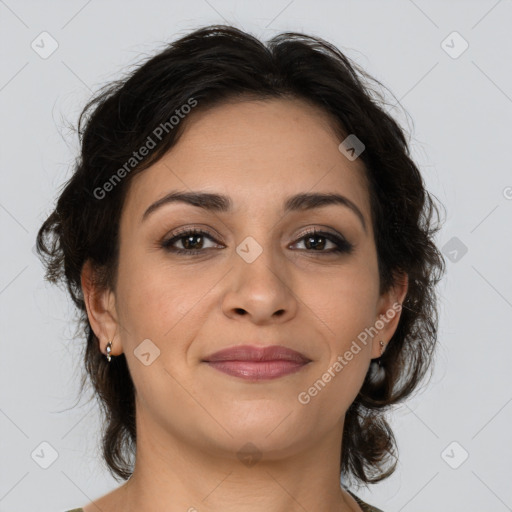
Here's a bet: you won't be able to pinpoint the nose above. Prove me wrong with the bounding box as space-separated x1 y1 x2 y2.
221 246 298 325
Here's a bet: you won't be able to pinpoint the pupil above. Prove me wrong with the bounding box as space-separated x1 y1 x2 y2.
184 234 202 249
306 235 325 250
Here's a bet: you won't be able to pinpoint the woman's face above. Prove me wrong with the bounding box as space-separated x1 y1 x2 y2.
92 98 406 461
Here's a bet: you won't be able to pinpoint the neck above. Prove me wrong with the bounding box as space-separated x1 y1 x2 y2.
113 411 362 512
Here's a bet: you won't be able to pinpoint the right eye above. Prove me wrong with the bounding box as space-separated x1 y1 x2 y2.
161 229 223 255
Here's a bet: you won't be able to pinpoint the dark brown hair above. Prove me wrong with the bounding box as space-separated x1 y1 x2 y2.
36 24 446 489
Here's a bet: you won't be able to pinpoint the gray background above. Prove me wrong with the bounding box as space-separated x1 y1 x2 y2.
1 1 511 511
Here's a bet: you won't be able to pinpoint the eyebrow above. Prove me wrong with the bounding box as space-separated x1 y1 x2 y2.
141 191 367 232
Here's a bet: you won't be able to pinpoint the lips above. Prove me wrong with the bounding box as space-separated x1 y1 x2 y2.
202 345 311 364
202 345 312 381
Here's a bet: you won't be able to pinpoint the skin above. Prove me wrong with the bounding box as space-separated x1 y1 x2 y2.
81 97 408 512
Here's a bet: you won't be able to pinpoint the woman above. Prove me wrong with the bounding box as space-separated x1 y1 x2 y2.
37 24 445 512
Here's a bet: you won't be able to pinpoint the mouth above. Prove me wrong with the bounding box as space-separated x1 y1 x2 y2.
202 345 312 381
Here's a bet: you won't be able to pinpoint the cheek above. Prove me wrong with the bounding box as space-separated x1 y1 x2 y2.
302 280 375 407
114 250 218 346
300 265 379 395
114 247 169 338
116 271 185 340
305 263 379 330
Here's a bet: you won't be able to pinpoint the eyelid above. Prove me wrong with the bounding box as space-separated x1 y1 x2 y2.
162 224 223 242
164 224 349 242
294 226 347 241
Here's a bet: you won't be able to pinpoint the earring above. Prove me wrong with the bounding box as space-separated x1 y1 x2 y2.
368 340 386 385
106 340 112 363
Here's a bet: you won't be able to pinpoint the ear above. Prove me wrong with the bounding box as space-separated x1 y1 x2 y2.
371 271 409 359
81 259 122 357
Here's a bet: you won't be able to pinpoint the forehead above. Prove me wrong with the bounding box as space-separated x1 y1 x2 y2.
123 97 371 224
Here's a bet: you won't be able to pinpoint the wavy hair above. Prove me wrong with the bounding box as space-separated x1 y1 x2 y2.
36 24 446 488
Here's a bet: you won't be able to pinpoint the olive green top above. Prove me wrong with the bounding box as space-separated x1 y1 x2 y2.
348 490 385 512
64 492 383 512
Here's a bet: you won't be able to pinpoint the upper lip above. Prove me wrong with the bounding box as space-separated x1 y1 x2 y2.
203 345 311 364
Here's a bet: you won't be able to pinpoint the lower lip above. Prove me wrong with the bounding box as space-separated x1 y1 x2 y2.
205 360 309 380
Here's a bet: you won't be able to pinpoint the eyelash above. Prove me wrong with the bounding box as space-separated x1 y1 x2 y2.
160 228 354 256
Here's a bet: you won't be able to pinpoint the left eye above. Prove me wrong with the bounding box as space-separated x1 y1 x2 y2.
292 230 351 252
161 228 353 255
